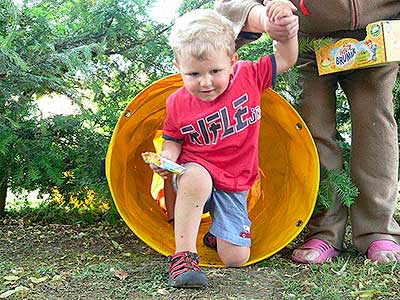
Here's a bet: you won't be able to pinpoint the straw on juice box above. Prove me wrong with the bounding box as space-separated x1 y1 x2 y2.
141 152 186 175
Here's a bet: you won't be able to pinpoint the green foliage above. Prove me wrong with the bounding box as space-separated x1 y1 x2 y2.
6 189 121 225
237 33 273 61
177 0 214 14
316 164 359 214
0 0 176 214
0 0 222 216
393 70 400 123
275 66 302 104
300 36 334 54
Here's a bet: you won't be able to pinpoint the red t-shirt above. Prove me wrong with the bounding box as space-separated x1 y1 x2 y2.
163 55 276 192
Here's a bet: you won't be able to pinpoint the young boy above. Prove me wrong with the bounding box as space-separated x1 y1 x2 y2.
150 3 298 288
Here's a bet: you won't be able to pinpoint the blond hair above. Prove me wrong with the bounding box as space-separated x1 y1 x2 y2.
169 9 236 62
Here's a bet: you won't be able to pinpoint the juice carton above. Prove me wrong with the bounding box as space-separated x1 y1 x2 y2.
315 20 400 75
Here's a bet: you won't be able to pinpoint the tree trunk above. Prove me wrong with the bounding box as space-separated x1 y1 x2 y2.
0 178 6 215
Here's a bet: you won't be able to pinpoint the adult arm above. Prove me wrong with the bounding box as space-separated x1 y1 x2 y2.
216 0 298 41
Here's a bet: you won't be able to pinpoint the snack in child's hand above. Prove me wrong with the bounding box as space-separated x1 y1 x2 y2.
141 152 186 175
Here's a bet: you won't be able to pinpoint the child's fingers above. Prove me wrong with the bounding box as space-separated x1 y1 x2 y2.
158 171 169 179
286 1 297 12
276 15 299 36
274 9 292 20
264 1 275 19
264 0 297 12
149 163 163 173
266 1 297 21
265 14 298 41
270 8 291 19
270 7 293 22
268 4 287 20
150 163 169 179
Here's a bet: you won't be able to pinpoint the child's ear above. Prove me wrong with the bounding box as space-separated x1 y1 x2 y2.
230 53 238 73
173 60 180 71
231 53 239 65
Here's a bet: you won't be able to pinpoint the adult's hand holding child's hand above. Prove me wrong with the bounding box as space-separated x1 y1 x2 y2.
265 0 295 22
263 0 298 41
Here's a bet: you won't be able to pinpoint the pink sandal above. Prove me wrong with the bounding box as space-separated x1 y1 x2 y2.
367 240 400 263
291 239 340 264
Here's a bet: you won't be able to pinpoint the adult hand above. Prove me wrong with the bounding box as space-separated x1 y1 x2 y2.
266 15 298 41
266 0 294 21
264 0 298 41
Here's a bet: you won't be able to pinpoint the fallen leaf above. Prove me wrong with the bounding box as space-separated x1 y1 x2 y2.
11 269 23 275
51 275 63 282
111 240 122 250
78 232 88 238
351 289 380 298
3 276 19 282
113 269 129 280
14 286 29 293
29 276 48 284
157 288 169 295
0 286 29 299
0 290 16 299
331 257 349 276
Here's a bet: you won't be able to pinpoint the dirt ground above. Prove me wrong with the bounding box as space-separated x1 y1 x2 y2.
0 218 290 300
1 216 399 300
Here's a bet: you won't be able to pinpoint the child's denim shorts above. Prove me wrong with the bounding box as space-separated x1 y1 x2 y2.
173 168 251 248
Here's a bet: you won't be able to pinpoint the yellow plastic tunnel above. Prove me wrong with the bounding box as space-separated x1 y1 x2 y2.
106 74 319 267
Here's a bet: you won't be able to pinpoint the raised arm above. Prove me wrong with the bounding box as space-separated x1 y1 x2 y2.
267 1 298 74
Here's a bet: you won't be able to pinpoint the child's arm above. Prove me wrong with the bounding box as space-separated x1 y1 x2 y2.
274 32 298 75
161 139 182 163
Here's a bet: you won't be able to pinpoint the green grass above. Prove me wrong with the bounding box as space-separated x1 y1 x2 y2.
257 250 400 300
1 202 399 300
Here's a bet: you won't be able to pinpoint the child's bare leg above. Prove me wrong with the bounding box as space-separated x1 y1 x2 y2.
174 163 212 253
164 173 176 223
217 238 250 267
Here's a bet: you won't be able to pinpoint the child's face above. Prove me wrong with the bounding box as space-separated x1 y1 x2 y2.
174 48 238 102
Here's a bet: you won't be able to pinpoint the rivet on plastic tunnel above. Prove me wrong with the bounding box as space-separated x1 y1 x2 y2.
106 74 320 267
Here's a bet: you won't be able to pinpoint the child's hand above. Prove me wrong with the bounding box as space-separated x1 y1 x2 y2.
149 151 175 179
265 0 295 22
150 163 170 179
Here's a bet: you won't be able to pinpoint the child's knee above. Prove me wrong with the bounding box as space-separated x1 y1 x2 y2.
177 163 212 194
221 252 249 267
217 241 250 267
221 251 250 268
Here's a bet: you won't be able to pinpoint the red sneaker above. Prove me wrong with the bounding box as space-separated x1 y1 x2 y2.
168 251 208 288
